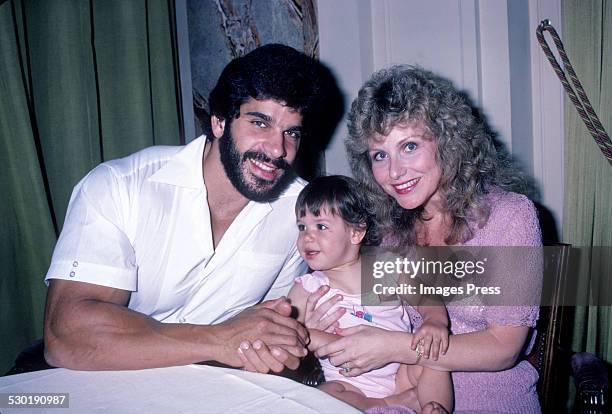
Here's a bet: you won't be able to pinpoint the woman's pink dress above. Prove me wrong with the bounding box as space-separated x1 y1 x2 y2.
406 188 542 413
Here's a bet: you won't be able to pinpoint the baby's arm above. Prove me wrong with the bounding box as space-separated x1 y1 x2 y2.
287 282 309 324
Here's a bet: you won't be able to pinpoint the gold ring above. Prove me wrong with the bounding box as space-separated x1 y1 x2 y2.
415 340 424 364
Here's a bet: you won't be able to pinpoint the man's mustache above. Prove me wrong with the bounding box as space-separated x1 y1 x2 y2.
243 151 290 170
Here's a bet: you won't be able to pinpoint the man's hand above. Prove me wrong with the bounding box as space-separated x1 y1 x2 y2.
236 340 301 373
214 297 308 372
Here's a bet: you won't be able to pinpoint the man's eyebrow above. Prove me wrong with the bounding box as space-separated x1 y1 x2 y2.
286 125 303 132
244 111 272 122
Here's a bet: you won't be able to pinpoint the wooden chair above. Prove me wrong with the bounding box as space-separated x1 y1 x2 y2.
527 244 609 413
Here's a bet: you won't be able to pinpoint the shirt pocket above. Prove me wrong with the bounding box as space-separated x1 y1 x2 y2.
225 251 287 310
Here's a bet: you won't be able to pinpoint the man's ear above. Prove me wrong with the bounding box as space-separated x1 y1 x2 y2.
211 115 226 139
350 224 367 245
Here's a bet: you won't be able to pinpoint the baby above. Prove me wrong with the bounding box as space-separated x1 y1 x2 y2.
288 175 452 414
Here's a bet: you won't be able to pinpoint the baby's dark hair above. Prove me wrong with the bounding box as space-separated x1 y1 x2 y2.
295 175 379 246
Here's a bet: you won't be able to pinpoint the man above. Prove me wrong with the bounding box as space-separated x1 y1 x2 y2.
43 44 324 373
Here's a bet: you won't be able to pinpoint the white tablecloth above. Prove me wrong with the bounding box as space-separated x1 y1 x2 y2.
0 364 360 413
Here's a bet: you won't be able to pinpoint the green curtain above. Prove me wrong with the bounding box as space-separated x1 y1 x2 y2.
0 0 181 373
562 0 612 361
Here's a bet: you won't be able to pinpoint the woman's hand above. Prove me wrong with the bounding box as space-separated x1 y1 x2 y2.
411 318 449 361
307 329 342 353
303 286 346 332
315 325 410 377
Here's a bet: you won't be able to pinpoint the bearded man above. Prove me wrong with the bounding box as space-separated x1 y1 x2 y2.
43 44 324 372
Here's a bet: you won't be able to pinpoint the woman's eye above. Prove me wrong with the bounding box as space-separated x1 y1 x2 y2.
404 142 418 152
317 224 328 230
372 152 387 162
297 224 305 231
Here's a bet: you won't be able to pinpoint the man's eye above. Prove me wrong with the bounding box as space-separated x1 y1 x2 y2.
317 224 328 230
252 120 267 128
285 130 301 140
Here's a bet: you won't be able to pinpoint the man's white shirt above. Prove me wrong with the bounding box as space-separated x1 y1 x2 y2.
45 136 307 324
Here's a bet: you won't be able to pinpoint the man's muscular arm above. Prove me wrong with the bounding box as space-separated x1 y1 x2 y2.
44 279 308 370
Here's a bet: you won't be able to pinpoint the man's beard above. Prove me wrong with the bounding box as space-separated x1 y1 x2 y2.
218 127 295 202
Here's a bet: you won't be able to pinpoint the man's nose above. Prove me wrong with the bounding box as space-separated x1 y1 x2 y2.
263 131 286 159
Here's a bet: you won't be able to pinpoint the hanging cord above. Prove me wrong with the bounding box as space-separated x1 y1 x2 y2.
536 19 612 163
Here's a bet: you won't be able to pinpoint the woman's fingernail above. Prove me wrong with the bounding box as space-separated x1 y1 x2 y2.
272 348 282 357
253 340 262 350
240 341 250 350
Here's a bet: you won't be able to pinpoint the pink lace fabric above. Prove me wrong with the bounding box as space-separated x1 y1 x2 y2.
406 188 543 413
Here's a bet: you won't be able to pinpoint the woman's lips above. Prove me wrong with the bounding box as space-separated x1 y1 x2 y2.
392 177 420 195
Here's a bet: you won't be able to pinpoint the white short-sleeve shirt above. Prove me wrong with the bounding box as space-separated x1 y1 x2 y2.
45 136 307 325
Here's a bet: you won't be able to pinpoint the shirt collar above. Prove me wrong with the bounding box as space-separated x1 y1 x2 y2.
148 134 305 202
148 135 207 189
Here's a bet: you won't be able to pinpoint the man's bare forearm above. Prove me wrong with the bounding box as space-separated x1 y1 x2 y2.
44 280 307 371
44 299 225 370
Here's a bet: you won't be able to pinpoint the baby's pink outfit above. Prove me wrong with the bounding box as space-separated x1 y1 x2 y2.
295 271 410 398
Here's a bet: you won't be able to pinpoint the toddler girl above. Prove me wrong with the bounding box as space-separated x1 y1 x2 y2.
288 175 452 414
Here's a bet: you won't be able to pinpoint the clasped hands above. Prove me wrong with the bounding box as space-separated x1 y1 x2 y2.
227 287 449 376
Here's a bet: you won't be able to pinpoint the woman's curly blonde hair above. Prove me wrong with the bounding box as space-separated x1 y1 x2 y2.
345 65 529 246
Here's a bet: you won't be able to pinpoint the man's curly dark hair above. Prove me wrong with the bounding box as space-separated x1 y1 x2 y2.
209 44 322 131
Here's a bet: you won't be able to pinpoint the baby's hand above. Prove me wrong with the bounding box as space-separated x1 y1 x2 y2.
411 318 449 361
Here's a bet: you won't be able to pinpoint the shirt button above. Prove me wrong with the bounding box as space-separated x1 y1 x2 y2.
69 271 76 277
72 261 79 267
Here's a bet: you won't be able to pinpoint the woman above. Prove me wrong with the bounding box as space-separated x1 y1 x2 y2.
315 66 542 413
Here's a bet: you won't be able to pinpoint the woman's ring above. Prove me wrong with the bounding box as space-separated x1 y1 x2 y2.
342 362 351 373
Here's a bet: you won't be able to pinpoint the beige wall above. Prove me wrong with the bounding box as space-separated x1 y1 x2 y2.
318 0 564 236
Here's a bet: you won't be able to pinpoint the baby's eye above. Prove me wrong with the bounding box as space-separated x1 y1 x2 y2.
297 224 305 231
317 224 328 230
371 151 388 162
404 142 418 152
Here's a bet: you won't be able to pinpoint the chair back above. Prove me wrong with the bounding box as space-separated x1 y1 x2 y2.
527 243 572 412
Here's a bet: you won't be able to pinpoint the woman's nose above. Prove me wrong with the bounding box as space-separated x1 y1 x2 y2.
389 156 407 180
